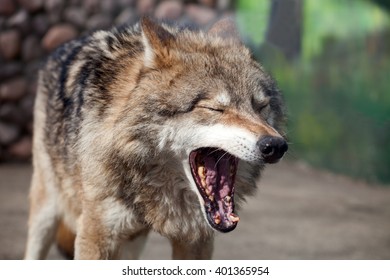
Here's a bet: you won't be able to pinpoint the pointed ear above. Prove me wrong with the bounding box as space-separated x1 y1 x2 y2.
141 17 175 68
208 17 241 43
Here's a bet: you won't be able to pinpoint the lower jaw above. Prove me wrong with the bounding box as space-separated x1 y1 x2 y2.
206 216 238 233
204 203 239 233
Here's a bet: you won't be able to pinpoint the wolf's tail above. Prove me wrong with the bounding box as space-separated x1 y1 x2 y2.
55 219 75 259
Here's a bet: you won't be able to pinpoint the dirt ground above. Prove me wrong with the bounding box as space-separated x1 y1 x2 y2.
1 161 390 260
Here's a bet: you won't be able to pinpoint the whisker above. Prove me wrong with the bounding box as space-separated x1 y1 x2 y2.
284 147 299 160
214 151 229 169
207 148 222 157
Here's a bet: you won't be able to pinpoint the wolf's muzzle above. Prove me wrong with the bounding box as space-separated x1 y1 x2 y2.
257 136 288 164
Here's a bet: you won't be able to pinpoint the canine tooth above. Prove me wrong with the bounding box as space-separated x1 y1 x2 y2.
198 166 205 178
224 196 231 202
229 213 240 223
214 213 221 225
201 178 206 188
209 195 214 201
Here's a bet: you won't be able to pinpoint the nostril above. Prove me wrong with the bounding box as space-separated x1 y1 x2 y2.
261 143 274 156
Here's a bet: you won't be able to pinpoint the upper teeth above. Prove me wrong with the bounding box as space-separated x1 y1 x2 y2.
214 212 221 225
198 166 205 178
198 166 213 198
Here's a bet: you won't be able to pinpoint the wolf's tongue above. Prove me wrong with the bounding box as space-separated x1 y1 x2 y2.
216 157 232 197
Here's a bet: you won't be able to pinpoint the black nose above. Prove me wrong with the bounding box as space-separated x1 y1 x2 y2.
257 136 288 164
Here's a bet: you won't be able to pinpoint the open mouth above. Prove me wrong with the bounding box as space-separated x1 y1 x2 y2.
189 148 239 233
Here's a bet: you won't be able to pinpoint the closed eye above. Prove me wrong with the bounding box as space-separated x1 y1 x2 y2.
196 105 224 113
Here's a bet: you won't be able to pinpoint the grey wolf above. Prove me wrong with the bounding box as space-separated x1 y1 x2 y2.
25 17 287 259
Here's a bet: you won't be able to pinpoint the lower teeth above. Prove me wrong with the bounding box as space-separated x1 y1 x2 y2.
214 213 221 224
229 213 240 223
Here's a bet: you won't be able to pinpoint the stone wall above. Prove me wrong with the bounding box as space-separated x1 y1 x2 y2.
0 0 232 161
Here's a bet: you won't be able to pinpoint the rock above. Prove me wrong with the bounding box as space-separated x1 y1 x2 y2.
32 14 50 36
0 103 16 121
44 0 63 13
217 0 231 10
199 0 217 8
8 136 32 160
137 0 156 15
22 35 43 61
0 16 5 29
42 24 78 51
155 0 183 20
118 0 136 7
69 0 82 6
0 103 24 124
20 93 35 120
83 0 100 14
64 7 87 28
185 4 217 26
26 121 33 134
27 79 38 97
0 122 20 145
44 0 64 24
0 29 21 60
7 9 30 33
100 1 118 15
115 8 137 26
86 14 112 31
25 62 41 80
0 77 27 101
0 62 22 80
47 11 62 25
0 0 16 16
17 0 44 13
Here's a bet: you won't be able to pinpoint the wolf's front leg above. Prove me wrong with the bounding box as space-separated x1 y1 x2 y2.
120 229 150 259
74 212 120 260
170 237 214 260
74 197 143 259
25 172 59 260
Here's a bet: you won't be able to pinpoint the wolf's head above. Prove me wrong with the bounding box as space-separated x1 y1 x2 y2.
129 18 287 233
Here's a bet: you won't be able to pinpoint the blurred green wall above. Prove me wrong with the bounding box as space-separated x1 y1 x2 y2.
237 0 390 184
